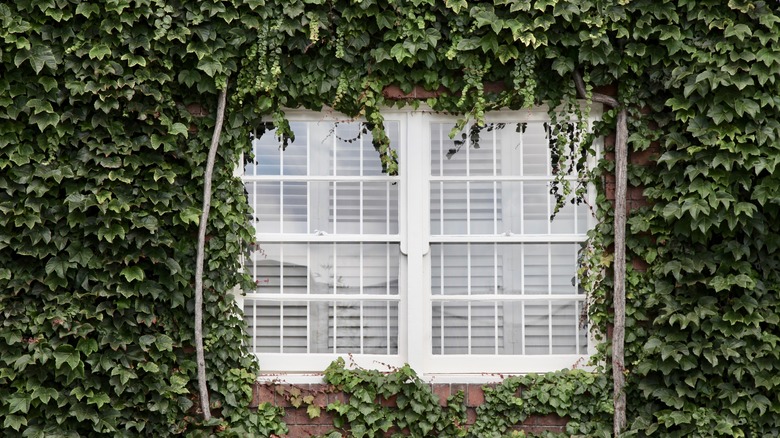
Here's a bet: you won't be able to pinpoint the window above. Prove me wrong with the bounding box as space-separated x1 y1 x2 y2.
240 107 599 376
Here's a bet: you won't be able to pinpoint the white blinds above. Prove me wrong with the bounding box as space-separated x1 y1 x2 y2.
243 121 401 355
241 111 595 372
429 121 589 356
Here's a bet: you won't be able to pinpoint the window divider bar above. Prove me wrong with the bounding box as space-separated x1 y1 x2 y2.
243 175 398 182
429 235 587 243
429 294 585 302
257 234 401 242
246 294 403 302
428 175 583 182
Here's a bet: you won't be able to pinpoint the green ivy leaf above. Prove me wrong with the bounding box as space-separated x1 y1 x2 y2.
120 266 145 282
53 346 81 371
88 43 112 60
197 57 222 77
179 206 201 225
26 44 58 74
3 414 27 431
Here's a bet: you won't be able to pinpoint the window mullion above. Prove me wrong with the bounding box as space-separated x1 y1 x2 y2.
405 111 428 373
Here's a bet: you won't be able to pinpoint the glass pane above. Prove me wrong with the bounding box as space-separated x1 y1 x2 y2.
243 301 308 353
524 244 549 294
524 301 549 355
577 301 588 354
551 244 577 295
551 302 577 354
330 182 398 235
432 243 581 297
430 182 467 234
249 122 308 176
550 196 576 234
431 303 469 354
523 182 549 234
431 299 585 355
248 182 308 234
522 121 549 176
244 299 399 355
330 301 399 354
470 182 497 234
431 244 498 296
251 243 400 296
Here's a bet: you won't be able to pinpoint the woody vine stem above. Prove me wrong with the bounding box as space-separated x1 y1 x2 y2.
195 78 229 422
573 70 628 436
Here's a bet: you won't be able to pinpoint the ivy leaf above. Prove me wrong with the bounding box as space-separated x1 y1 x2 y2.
197 57 222 77
178 69 201 87
444 0 468 14
723 23 752 41
551 57 574 76
53 345 81 371
45 257 72 278
169 122 188 137
75 2 100 17
97 223 126 242
120 266 145 282
3 414 27 430
27 44 58 74
77 338 98 355
87 392 111 408
306 404 321 418
88 43 112 60
155 334 173 351
179 207 201 225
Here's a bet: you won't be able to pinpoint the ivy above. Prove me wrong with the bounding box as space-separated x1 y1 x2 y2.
317 359 611 438
3 0 780 436
322 358 467 437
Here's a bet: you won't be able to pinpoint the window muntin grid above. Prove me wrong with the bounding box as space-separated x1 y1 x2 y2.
429 120 589 357
241 109 596 374
243 120 401 357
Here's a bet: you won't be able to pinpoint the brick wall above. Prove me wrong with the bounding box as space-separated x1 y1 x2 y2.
251 382 568 437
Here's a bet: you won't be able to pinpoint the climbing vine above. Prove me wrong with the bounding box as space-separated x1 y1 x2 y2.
2 0 780 436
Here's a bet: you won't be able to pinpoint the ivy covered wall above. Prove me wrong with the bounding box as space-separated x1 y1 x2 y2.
1 0 780 436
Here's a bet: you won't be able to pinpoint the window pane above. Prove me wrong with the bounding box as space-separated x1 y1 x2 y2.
250 243 400 295
523 182 549 234
431 244 498 296
331 182 398 235
521 122 549 176
431 299 586 355
243 300 398 354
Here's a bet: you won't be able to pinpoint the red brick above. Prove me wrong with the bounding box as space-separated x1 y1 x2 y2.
432 384 451 406
252 383 276 407
516 425 566 434
451 383 467 400
329 391 348 405
379 393 397 407
286 407 309 425
286 424 339 437
627 186 645 201
311 410 335 425
465 384 485 407
630 146 658 165
483 81 507 94
594 84 618 97
382 84 448 100
527 413 567 427
185 102 208 117
466 407 477 425
629 198 650 210
603 134 616 150
632 257 649 272
276 385 296 407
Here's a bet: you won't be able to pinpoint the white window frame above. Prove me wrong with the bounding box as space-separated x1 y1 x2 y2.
241 105 601 381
